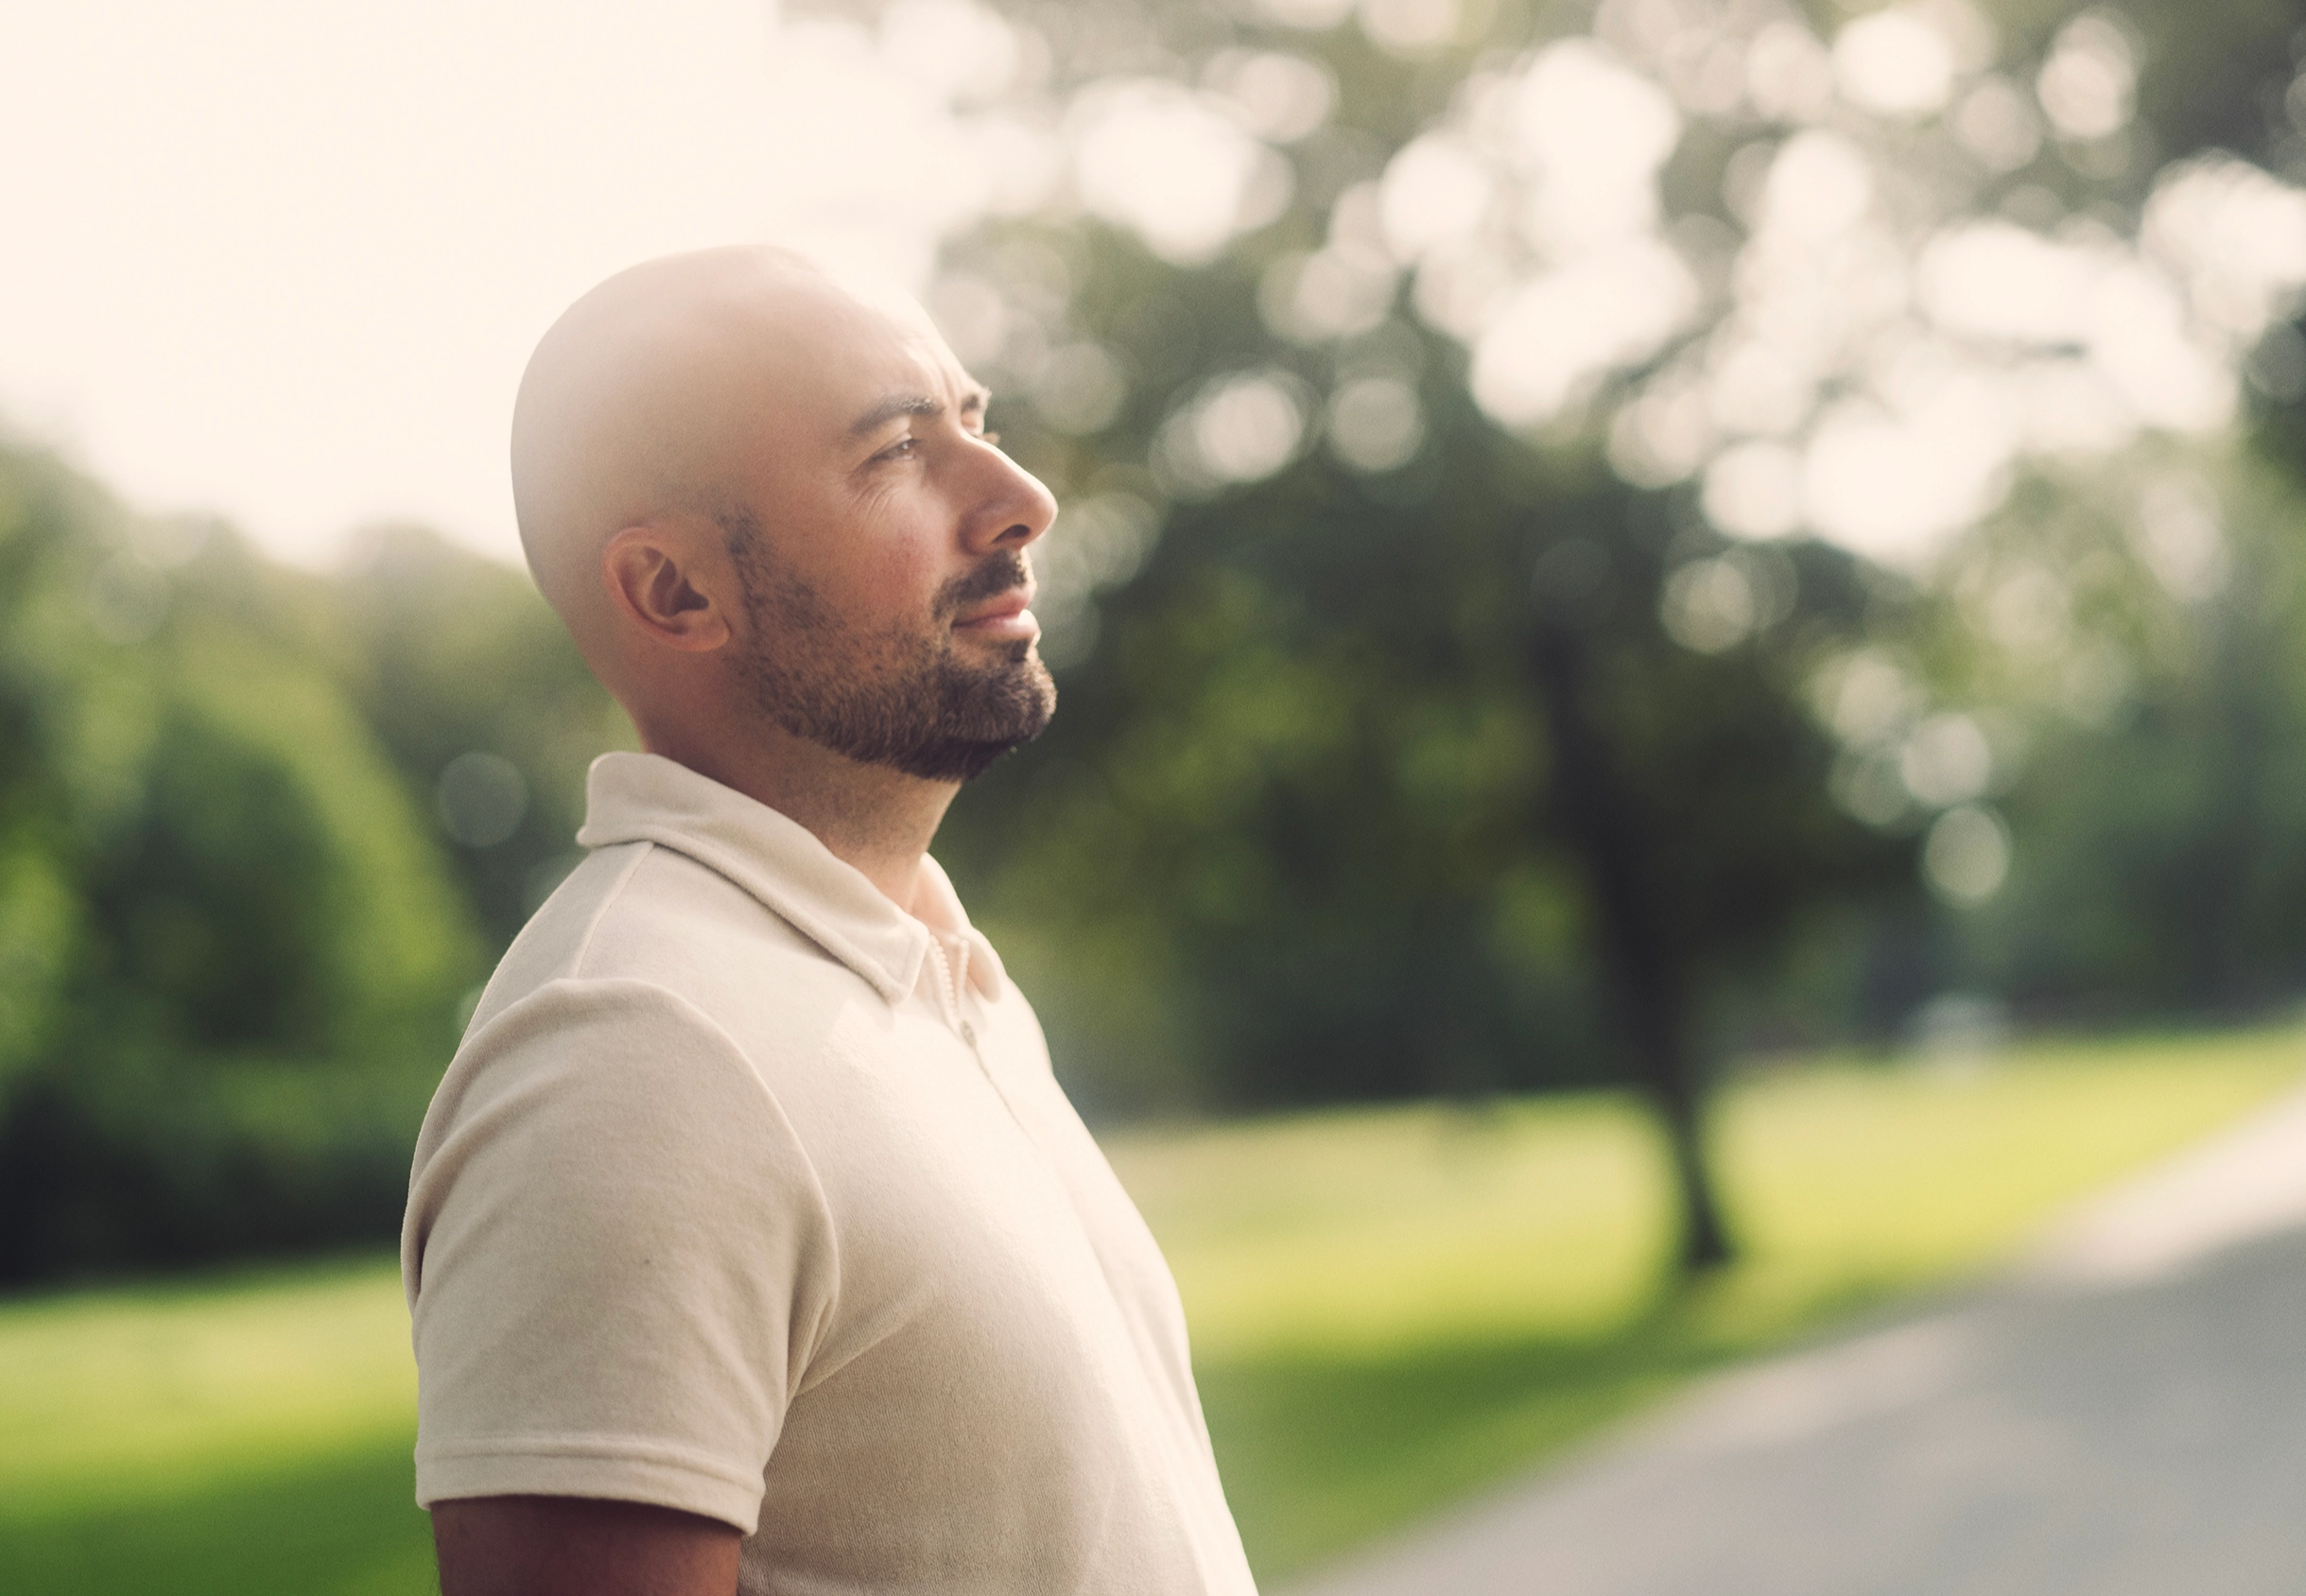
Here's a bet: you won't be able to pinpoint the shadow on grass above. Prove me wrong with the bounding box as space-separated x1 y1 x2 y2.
1201 1272 1912 1584
0 1431 434 1596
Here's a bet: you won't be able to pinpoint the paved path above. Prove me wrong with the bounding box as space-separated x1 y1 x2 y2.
1291 1084 2306 1596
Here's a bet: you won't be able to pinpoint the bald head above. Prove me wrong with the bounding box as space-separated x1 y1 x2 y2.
506 243 1056 810
510 246 932 674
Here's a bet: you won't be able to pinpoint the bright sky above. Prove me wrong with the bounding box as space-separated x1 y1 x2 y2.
0 0 979 567
12 0 2306 588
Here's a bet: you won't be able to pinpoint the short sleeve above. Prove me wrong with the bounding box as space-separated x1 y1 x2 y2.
402 978 838 1532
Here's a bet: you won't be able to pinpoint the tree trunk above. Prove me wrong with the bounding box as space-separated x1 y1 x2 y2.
1529 617 1736 1273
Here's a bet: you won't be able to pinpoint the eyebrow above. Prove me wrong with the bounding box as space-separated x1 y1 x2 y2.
848 388 992 438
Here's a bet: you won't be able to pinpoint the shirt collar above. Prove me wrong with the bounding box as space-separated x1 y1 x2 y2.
574 752 1004 1005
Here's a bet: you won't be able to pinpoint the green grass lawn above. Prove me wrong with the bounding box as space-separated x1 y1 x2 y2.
3 1030 2299 1591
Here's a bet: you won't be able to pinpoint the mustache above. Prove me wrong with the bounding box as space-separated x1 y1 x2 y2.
936 549 1034 619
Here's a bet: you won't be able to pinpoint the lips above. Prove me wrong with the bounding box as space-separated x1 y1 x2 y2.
943 550 1039 638
954 589 1033 627
951 587 1039 642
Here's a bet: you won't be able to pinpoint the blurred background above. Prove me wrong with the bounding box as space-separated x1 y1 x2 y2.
9 0 2306 1589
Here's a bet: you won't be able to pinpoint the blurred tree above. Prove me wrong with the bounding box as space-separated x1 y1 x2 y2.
1914 445 2306 1022
841 0 2306 1265
940 229 1908 1268
898 0 1922 1268
0 443 484 1280
332 526 630 954
8 0 2306 1285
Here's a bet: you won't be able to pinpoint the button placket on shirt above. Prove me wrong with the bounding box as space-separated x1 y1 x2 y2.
922 935 968 1034
924 937 1044 1156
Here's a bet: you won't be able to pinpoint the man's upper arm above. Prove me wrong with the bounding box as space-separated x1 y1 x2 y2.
432 1496 740 1596
406 978 837 1536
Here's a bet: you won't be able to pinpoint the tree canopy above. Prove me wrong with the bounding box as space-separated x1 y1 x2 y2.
14 0 2306 1279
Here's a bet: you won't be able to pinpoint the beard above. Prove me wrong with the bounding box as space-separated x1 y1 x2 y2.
725 524 1056 783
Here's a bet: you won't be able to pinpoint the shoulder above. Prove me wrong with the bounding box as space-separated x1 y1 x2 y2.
404 973 840 1309
411 976 806 1191
470 841 865 1044
401 971 843 1531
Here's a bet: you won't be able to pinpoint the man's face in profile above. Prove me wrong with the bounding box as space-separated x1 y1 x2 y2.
716 295 1058 783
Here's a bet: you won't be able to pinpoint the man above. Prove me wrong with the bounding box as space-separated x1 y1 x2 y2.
401 247 1258 1596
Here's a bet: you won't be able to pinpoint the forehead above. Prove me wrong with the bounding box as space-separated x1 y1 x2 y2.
749 284 974 435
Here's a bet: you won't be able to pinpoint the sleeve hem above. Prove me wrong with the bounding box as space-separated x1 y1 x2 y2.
415 1436 765 1534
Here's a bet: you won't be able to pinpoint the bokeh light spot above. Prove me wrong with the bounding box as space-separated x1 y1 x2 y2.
1923 804 2012 906
438 752 529 849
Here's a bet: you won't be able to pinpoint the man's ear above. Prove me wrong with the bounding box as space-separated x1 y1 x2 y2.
601 524 734 653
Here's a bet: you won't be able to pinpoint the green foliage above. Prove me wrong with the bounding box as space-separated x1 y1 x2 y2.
928 0 2306 1163
8 0 2306 1285
939 218 1908 1139
1939 446 2306 1016
0 429 636 1281
0 446 504 1280
332 526 631 951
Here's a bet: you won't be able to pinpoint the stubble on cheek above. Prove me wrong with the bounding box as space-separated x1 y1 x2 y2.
720 519 1055 781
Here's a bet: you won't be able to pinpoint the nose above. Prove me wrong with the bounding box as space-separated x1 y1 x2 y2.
960 438 1058 557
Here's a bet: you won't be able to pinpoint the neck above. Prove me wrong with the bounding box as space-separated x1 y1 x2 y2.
638 720 959 911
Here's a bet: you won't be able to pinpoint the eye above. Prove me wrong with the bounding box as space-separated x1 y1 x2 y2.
876 436 921 463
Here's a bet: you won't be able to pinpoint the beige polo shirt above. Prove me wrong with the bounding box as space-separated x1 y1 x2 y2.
402 752 1257 1595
